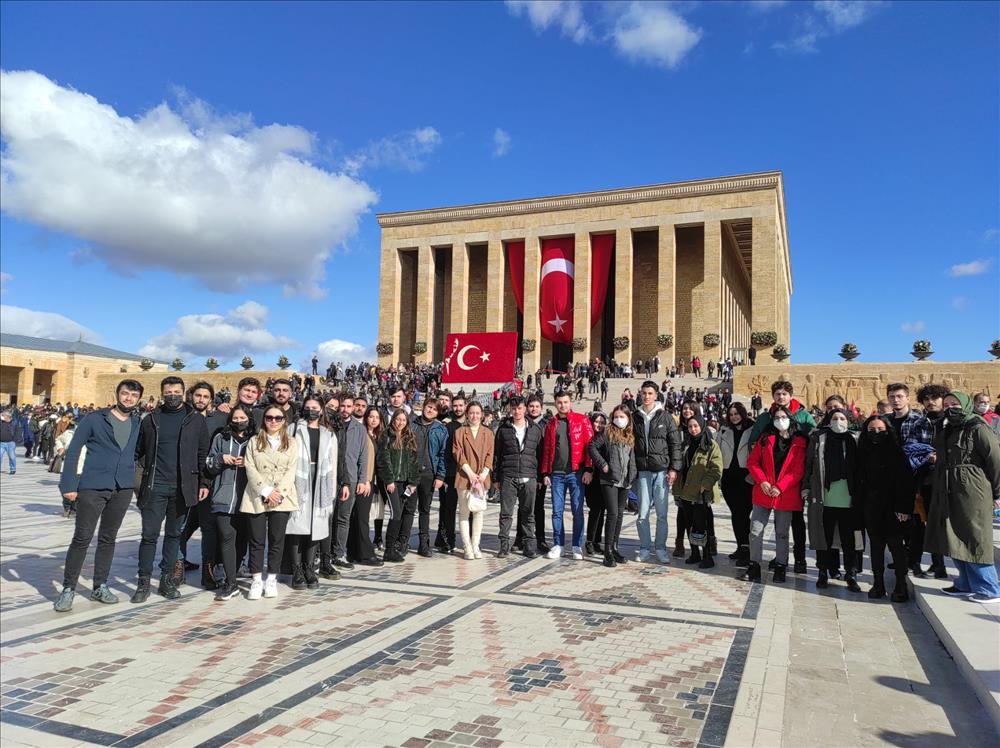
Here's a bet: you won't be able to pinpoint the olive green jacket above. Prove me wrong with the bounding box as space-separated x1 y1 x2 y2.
926 419 1000 564
674 439 723 504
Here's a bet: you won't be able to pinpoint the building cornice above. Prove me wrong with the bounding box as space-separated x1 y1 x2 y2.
377 171 783 228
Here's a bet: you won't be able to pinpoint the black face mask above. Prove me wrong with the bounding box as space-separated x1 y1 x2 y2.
325 409 338 420
162 394 183 409
304 408 322 421
116 400 137 414
945 407 966 424
868 432 888 445
231 422 249 434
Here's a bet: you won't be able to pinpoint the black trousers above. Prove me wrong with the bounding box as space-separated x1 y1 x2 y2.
721 468 752 550
347 490 376 561
288 533 318 568
585 480 605 545
385 486 417 554
819 506 856 572
246 511 290 574
63 488 132 590
435 480 458 548
416 475 435 550
909 484 941 569
791 508 806 564
499 477 537 551
601 484 627 551
215 512 241 584
683 501 715 549
180 499 219 564
138 490 186 579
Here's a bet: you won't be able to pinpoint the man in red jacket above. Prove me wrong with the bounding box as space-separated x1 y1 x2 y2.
541 392 594 560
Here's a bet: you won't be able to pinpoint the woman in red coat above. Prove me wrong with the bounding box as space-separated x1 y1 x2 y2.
739 406 808 583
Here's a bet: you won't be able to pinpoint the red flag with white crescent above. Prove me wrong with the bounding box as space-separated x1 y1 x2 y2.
539 237 574 344
440 332 518 384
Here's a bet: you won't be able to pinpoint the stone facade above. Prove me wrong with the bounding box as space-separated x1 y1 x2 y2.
734 361 999 415
376 171 792 372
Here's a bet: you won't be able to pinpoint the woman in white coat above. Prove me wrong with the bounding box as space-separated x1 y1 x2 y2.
286 396 337 591
719 402 755 567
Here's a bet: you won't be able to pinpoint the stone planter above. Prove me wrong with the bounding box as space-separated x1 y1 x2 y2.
910 350 933 361
771 353 791 362
839 352 859 362
990 346 1000 361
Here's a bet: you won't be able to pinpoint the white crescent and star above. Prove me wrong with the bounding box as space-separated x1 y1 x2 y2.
541 255 574 336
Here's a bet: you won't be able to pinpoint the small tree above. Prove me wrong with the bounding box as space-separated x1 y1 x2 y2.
241 356 254 370
205 357 219 370
171 358 185 371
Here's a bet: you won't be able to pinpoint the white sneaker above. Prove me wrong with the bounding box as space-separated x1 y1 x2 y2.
656 550 670 564
571 546 584 560
637 549 650 562
546 546 563 560
247 577 263 600
263 576 278 598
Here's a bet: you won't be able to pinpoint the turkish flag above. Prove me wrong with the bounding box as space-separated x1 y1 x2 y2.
441 332 518 384
539 237 574 344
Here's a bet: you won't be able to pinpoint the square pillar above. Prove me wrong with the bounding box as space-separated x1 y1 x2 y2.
377 237 401 365
485 237 506 332
697 220 723 360
751 213 778 348
522 233 541 372
613 226 633 364
657 223 676 360
450 240 469 334
414 244 435 363
572 232 591 363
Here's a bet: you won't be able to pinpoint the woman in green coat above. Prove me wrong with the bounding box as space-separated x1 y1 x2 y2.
926 391 1000 603
675 414 723 569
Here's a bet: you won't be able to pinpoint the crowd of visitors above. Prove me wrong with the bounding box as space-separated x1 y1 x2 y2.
2 362 997 612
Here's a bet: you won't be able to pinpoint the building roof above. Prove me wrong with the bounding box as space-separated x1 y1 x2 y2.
0 332 159 363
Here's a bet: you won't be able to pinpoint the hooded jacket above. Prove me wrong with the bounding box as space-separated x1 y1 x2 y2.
59 407 141 494
749 399 816 445
205 429 251 514
411 417 448 481
541 411 594 475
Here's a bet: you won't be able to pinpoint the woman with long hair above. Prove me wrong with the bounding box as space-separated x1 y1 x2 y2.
587 405 637 567
206 405 254 601
241 404 299 599
378 409 419 563
287 396 338 591
719 403 754 567
672 400 701 558
675 414 723 569
584 412 608 556
347 406 384 566
453 402 495 560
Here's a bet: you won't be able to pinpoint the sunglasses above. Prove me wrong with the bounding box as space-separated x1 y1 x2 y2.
264 415 286 422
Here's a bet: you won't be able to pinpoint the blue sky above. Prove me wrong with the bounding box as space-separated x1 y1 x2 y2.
1 0 997 366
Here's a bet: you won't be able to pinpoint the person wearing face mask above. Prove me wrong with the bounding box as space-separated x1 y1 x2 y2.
904 384 950 579
802 409 862 592
972 392 1000 438
131 377 211 604
583 413 608 556
924 392 1000 604
588 406 637 567
205 406 254 600
741 406 808 583
856 415 914 602
674 414 723 569
286 397 338 591
52 380 145 612
719 403 755 567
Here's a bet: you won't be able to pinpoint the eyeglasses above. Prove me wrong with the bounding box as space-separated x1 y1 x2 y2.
264 415 285 422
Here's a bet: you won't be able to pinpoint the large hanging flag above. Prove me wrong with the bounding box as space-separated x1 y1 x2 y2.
507 240 525 314
539 236 574 344
590 233 614 329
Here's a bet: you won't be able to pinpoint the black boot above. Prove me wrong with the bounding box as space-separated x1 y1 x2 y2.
738 561 761 582
593 540 603 554
130 576 151 604
685 547 702 565
891 577 909 603
319 556 340 579
302 564 320 589
612 544 627 564
817 570 829 589
603 550 616 568
734 546 750 568
845 571 861 593
673 536 686 557
699 553 715 569
201 559 220 591
158 577 181 600
291 565 307 590
772 563 787 583
868 573 886 599
584 541 595 556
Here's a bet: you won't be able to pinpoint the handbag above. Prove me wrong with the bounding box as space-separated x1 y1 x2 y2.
467 486 488 513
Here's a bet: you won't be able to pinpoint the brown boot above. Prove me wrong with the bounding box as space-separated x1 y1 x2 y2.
673 535 686 558
172 559 186 587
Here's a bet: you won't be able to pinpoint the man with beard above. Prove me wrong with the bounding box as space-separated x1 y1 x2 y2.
330 395 370 569
514 395 551 554
904 384 950 578
255 379 297 429
210 377 261 434
434 392 465 553
53 380 145 612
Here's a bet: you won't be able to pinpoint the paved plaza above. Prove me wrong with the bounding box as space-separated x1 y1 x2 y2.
0 461 994 747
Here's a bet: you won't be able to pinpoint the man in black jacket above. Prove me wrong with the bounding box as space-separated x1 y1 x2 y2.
632 380 684 564
131 376 210 603
434 392 465 553
494 396 543 558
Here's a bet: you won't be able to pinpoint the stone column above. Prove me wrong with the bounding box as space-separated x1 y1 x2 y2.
572 232 591 362
413 244 435 363
17 364 34 405
450 240 469 335
522 233 541 372
658 223 676 363
752 213 778 348
377 237 401 365
485 237 506 332
613 226 633 363
698 220 723 360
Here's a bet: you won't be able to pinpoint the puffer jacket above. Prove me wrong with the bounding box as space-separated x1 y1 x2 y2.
747 428 808 511
376 434 419 487
541 411 594 475
205 430 251 514
494 419 543 483
674 436 723 504
631 403 683 472
587 432 637 488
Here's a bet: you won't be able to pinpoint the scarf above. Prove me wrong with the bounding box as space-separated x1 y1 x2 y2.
823 430 856 490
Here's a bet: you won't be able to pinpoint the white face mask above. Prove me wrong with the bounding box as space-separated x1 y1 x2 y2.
974 403 989 415
613 417 628 429
829 420 848 434
773 417 791 432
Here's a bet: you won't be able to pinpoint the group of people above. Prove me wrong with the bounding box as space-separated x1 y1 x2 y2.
13 365 997 612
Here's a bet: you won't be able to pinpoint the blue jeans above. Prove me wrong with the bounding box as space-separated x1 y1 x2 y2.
550 471 584 548
635 470 668 553
953 558 1000 596
0 441 15 473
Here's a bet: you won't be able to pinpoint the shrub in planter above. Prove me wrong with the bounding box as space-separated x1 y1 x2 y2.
521 339 536 352
751 331 778 347
991 340 1000 359
413 341 428 355
656 334 674 349
205 357 220 370
277 355 291 369
613 336 630 352
139 358 154 371
171 358 186 371
703 333 720 348
240 356 254 370
375 342 394 356
912 340 932 353
572 337 587 351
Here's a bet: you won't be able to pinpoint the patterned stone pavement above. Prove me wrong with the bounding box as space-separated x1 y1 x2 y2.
0 462 993 747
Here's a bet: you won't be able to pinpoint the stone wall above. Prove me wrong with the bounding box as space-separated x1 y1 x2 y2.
733 361 999 414
94 370 305 406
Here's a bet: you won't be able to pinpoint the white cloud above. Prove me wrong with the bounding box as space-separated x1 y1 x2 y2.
949 258 994 277
139 301 297 363
901 320 925 334
0 70 378 298
505 1 591 43
312 338 375 369
493 128 512 157
0 304 100 342
816 0 873 31
344 126 442 174
983 228 998 243
612 3 703 69
773 1 882 54
952 296 969 311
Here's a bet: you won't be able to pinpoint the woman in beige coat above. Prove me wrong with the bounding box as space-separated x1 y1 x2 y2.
242 405 299 600
453 402 494 560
